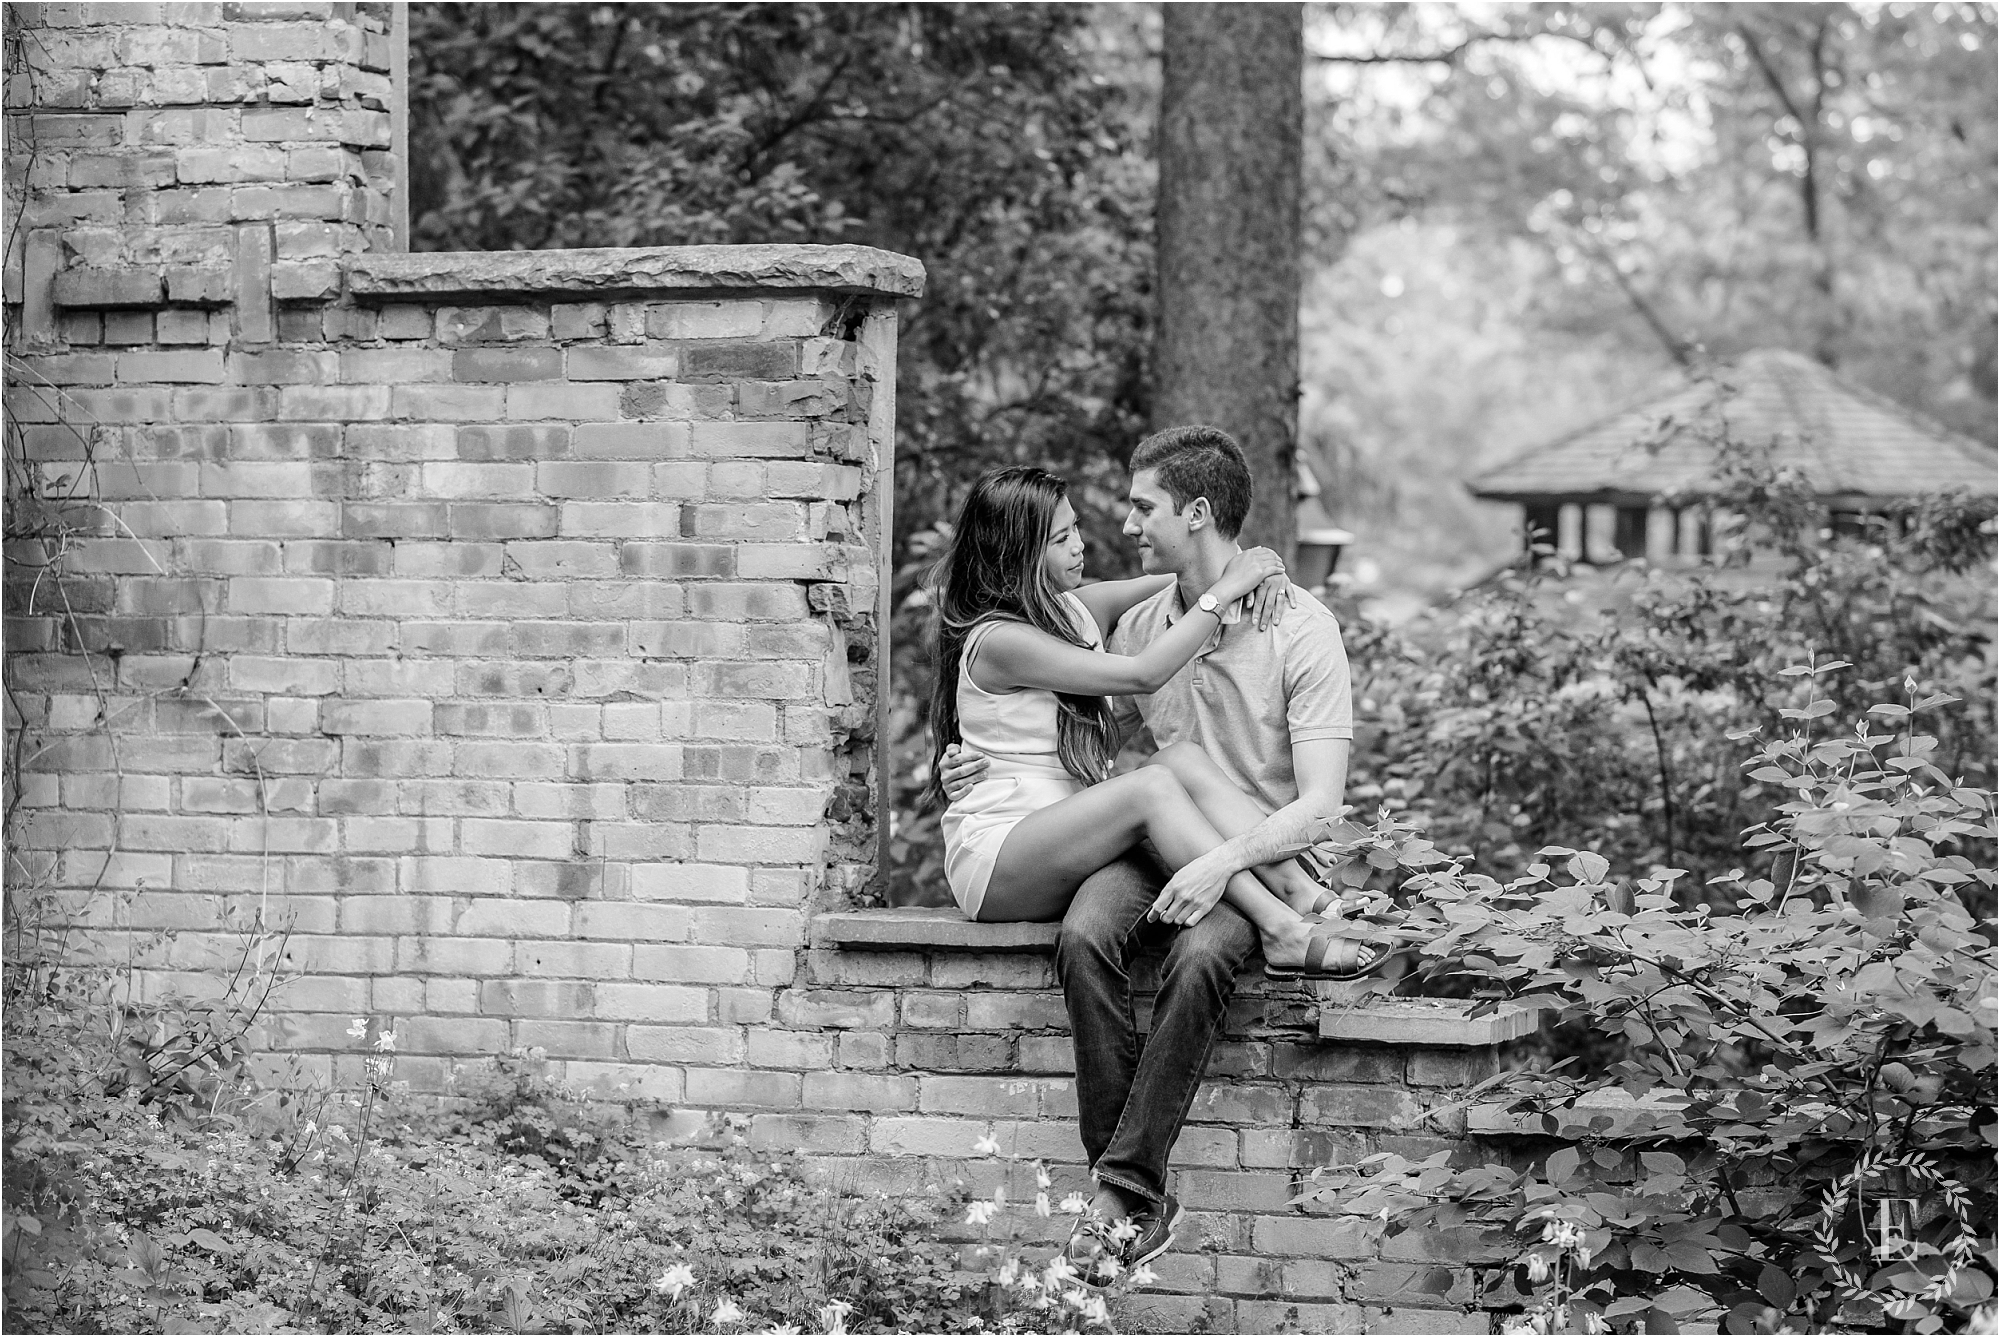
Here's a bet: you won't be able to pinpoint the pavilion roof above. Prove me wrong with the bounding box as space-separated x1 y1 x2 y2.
1468 349 1997 507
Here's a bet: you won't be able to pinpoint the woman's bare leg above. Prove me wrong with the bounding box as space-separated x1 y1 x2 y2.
977 767 1319 969
1144 741 1359 912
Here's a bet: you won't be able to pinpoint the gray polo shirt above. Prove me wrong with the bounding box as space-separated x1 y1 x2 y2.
1108 584 1353 812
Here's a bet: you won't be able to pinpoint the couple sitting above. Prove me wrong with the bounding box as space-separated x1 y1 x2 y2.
923 425 1398 1282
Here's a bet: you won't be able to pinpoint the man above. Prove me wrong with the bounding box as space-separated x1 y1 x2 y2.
938 424 1369 1277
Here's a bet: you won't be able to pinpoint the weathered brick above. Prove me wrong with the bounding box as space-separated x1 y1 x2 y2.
682 1067 800 1110
746 1113 865 1154
631 943 747 985
614 859 744 905
1408 1048 1502 1087
646 301 762 339
1348 1264 1476 1307
438 306 549 344
688 420 810 458
506 381 620 421
1381 1227 1515 1266
394 936 512 976
461 818 574 861
680 341 797 380
573 901 690 942
513 1018 618 1059
1233 1301 1374 1334
687 502 810 541
457 424 568 461
393 383 506 419
452 347 561 382
1357 1306 1490 1334
565 345 677 381
1300 1083 1426 1130
565 1062 683 1104
571 421 692 457
802 1070 918 1112
1250 1214 1384 1261
588 981 704 1023
867 1116 986 1157
620 543 735 579
775 988 893 1030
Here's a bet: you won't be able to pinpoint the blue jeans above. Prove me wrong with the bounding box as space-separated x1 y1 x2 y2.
1055 852 1258 1210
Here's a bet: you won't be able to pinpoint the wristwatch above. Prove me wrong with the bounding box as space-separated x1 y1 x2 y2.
1196 592 1223 618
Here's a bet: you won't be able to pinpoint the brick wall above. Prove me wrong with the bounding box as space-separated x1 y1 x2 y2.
4 2 919 1089
3 7 1541 1333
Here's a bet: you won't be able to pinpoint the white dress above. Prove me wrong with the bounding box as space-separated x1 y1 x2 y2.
941 591 1104 919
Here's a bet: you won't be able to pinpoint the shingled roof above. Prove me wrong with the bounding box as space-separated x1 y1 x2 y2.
1468 348 1997 508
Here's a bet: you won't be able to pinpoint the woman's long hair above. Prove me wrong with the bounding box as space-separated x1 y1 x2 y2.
923 466 1114 809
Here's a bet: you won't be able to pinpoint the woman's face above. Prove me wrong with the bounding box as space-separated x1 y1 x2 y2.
1041 497 1086 592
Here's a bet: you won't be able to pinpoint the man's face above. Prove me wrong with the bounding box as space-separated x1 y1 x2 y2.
1123 468 1196 576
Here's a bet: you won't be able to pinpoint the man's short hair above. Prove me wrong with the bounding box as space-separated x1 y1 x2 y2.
1129 425 1253 539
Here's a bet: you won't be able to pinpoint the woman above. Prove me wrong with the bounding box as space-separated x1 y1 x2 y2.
924 466 1379 978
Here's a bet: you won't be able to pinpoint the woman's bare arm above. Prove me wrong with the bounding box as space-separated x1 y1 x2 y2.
969 549 1285 697
1073 575 1174 640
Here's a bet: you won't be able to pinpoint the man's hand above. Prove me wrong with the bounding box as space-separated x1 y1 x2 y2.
1147 846 1237 927
937 743 989 802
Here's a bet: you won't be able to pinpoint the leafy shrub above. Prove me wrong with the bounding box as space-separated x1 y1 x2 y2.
1343 446 1995 893
4 991 1101 1336
1308 671 1997 1334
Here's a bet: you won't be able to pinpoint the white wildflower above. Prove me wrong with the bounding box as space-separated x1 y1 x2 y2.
711 1298 743 1326
1034 1191 1052 1217
1059 1192 1089 1215
1079 1294 1110 1328
819 1299 853 1334
1033 1161 1051 1190
373 1030 397 1052
965 1200 997 1226
1127 1263 1158 1288
346 1018 367 1039
1525 1253 1552 1284
655 1262 695 1298
973 1133 1002 1156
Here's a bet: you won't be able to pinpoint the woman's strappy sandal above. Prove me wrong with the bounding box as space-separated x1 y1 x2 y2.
1263 923 1407 982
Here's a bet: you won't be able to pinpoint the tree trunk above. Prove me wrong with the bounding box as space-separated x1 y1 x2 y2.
1152 2 1303 559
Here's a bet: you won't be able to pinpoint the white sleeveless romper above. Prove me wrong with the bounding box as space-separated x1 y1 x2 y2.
941 591 1104 919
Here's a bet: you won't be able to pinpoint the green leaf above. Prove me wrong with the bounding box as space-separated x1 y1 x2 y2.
1849 885 1904 920
1546 1146 1581 1184
1758 1264 1795 1309
1567 851 1610 884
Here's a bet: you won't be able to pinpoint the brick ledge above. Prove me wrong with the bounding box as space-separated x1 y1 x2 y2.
815 906 1057 951
1317 997 1543 1047
346 244 927 303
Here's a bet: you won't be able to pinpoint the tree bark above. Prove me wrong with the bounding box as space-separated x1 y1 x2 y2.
1152 2 1304 559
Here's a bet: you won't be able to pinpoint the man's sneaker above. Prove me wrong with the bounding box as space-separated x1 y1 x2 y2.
1061 1214 1118 1281
1120 1193 1184 1270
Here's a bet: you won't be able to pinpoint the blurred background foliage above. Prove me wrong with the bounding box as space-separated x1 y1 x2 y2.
407 2 1996 906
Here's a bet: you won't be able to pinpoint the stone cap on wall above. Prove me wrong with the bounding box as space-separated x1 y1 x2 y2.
345 244 928 303
1316 996 1542 1047
815 906 1059 951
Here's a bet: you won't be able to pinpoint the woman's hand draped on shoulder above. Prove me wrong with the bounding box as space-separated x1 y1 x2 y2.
973 546 1290 700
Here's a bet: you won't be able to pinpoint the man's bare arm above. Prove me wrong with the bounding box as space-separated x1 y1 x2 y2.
1212 737 1365 868
1146 737 1365 925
